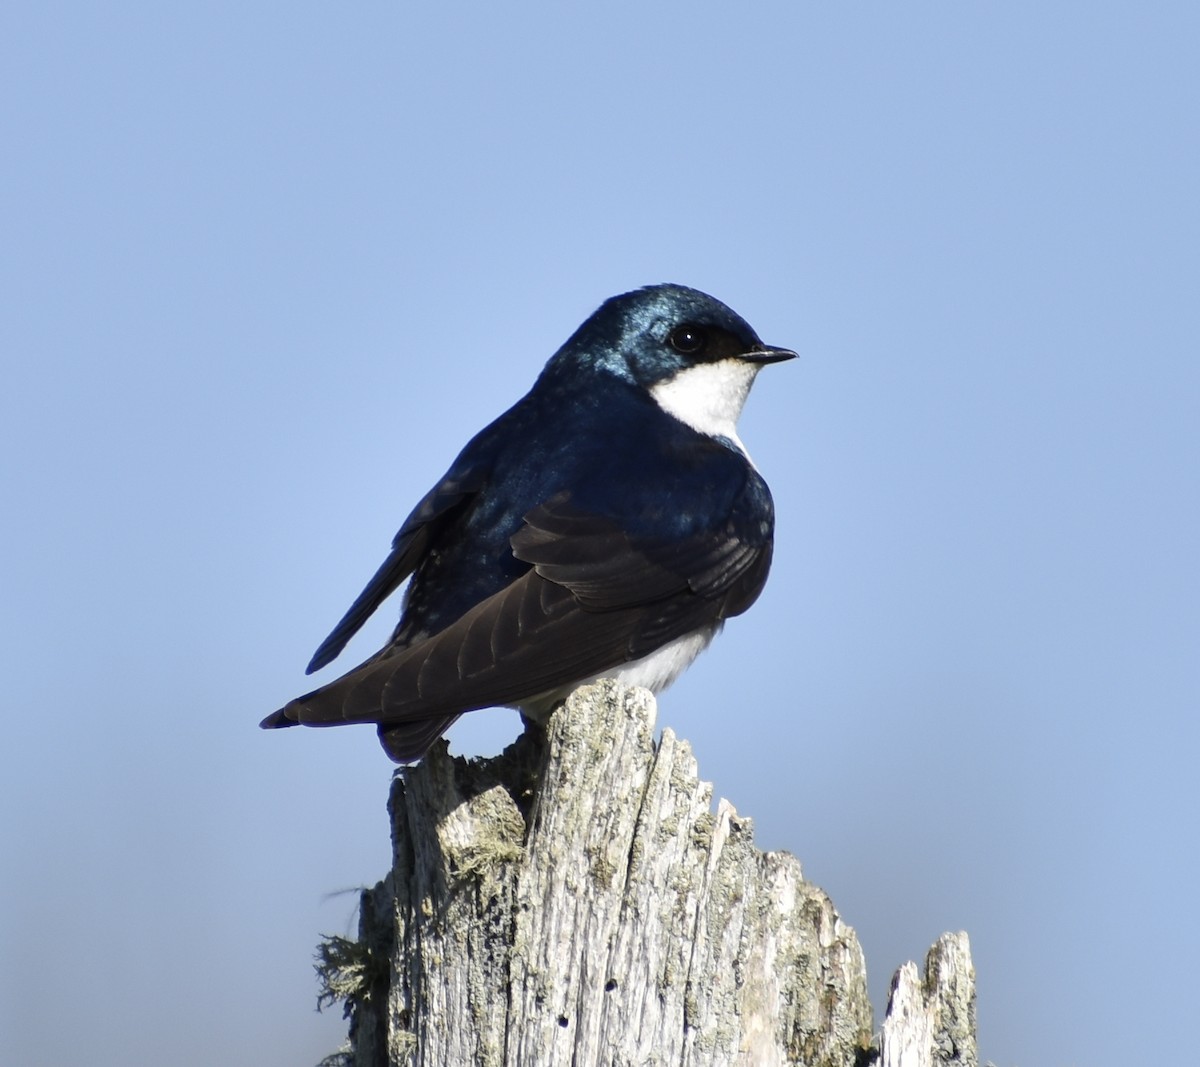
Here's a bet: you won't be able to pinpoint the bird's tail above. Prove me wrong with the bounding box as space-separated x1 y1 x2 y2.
260 699 460 764
377 715 461 763
260 707 297 729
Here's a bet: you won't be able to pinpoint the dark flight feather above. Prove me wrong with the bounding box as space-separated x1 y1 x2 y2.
305 469 487 673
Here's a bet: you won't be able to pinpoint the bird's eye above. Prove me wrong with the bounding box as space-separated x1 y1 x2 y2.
668 324 707 355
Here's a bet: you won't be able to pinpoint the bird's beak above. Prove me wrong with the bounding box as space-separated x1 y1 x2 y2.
741 345 798 365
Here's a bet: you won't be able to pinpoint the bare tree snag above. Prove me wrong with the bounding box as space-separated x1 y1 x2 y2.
878 933 977 1067
326 681 978 1067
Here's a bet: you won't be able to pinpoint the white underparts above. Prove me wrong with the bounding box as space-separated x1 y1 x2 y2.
600 626 719 692
518 625 721 722
649 358 760 460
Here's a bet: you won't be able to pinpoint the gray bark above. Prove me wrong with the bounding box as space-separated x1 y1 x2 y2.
332 680 976 1067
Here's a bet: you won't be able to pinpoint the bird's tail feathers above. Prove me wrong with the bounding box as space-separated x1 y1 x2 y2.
377 715 461 762
260 707 298 730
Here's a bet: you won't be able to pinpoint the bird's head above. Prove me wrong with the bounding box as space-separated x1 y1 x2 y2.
545 283 796 440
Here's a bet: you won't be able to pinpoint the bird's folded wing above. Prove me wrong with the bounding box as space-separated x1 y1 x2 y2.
305 467 485 673
268 495 771 728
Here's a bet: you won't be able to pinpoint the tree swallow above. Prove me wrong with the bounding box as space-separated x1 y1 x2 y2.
262 284 796 762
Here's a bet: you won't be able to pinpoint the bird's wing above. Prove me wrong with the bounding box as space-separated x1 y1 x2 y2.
304 464 487 673
267 488 773 730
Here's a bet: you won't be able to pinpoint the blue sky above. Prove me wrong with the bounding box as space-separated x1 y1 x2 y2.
3 4 1197 1065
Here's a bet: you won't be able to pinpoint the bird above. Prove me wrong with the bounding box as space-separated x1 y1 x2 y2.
262 284 796 762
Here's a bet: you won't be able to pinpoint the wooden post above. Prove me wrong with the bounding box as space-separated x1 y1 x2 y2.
323 681 977 1067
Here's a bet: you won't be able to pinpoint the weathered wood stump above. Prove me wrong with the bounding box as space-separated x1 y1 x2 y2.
879 933 976 1067
326 681 977 1067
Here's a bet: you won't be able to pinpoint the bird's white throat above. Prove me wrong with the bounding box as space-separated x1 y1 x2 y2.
649 358 759 458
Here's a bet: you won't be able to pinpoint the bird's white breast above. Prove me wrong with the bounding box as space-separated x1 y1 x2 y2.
649 358 759 459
